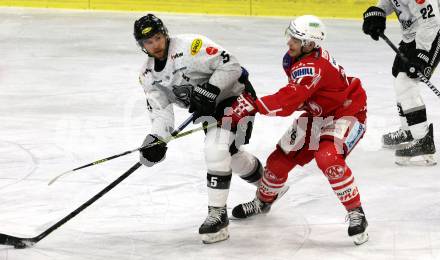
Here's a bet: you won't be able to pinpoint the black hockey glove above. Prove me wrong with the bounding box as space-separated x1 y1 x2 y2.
139 134 168 167
362 6 386 41
189 82 220 117
406 49 433 79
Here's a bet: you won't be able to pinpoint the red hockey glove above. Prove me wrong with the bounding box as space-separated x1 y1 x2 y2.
229 92 258 127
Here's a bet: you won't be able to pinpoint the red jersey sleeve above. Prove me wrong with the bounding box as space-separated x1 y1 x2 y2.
256 65 323 116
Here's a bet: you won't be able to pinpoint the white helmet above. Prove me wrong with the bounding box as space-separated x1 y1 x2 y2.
286 15 326 48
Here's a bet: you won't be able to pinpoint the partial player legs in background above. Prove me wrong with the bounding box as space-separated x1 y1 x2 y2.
392 73 436 166
382 103 413 148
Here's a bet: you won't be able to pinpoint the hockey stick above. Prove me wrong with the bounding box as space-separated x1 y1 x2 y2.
379 33 440 98
0 114 196 249
48 114 217 185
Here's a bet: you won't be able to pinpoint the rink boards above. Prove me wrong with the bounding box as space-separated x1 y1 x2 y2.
0 0 375 18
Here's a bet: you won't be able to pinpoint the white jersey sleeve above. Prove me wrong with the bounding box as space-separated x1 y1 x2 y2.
139 73 175 138
377 0 395 15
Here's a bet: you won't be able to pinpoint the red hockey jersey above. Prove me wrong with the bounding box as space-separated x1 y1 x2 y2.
256 48 367 122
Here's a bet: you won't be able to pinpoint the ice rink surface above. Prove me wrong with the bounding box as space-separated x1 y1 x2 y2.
1 7 440 260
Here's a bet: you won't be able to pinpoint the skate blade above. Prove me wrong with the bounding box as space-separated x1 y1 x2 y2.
352 232 369 245
201 227 229 244
395 154 437 166
273 185 290 205
382 142 412 150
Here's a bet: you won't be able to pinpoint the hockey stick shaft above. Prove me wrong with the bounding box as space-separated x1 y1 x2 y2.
379 33 440 97
48 114 215 185
0 115 196 248
52 114 196 176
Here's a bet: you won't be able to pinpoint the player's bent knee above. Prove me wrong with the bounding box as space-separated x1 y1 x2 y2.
265 147 296 179
230 150 257 175
315 141 345 173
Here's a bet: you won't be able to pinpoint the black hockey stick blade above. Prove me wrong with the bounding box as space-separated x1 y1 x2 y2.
0 234 36 249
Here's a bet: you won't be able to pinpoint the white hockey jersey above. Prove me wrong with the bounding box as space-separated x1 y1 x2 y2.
139 34 245 138
377 0 440 50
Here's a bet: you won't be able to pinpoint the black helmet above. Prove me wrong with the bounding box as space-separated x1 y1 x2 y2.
134 14 168 52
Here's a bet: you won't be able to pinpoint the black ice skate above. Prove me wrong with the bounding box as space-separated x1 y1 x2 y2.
382 128 413 149
347 206 369 245
231 186 289 219
395 124 436 166
199 206 229 244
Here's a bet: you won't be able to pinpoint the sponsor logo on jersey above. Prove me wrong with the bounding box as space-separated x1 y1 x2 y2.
291 67 315 79
336 186 358 202
143 68 152 75
345 121 365 153
309 22 320 28
325 165 345 180
206 46 218 55
191 38 203 56
416 0 425 4
141 27 153 35
399 19 414 30
171 52 183 60
182 73 190 82
152 79 163 86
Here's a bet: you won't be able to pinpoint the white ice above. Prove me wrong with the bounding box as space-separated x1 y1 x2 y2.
1 7 440 260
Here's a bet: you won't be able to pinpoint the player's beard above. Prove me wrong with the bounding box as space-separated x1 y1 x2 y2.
152 48 167 60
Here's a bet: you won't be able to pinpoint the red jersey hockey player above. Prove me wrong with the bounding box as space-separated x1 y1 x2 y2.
229 15 369 245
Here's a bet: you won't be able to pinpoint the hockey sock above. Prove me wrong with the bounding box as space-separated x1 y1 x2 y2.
257 167 287 203
394 73 428 139
207 172 232 207
315 141 361 210
397 103 409 131
405 105 429 139
257 147 294 203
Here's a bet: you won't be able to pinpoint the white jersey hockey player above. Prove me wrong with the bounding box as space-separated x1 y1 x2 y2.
134 14 263 244
363 0 438 166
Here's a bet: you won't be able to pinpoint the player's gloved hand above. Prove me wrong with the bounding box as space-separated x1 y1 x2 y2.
229 92 258 128
189 82 221 117
362 6 386 41
406 49 433 79
139 134 168 167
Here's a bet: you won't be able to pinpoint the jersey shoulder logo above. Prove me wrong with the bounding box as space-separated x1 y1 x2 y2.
206 46 218 55
191 38 203 56
171 52 183 60
291 66 315 79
